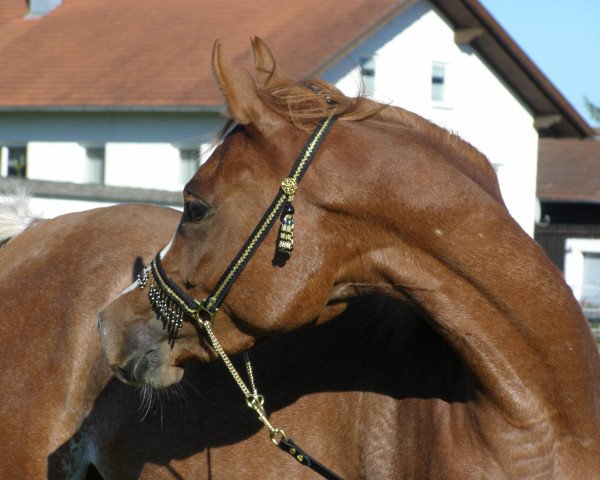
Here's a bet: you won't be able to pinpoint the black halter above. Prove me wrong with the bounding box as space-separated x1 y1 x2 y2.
139 115 343 480
141 115 337 330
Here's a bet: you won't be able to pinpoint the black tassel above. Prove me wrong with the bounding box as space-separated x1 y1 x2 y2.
277 202 295 255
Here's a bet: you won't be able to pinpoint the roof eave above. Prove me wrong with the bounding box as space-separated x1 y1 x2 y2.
311 0 594 139
539 197 600 205
433 0 595 138
0 105 223 113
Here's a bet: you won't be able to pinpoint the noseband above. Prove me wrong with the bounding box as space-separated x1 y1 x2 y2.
139 115 343 480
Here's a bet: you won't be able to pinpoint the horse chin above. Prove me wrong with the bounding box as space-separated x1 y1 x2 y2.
112 362 184 390
142 365 185 390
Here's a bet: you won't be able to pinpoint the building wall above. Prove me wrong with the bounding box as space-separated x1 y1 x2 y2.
535 209 600 326
0 111 224 217
323 0 539 235
0 1 540 231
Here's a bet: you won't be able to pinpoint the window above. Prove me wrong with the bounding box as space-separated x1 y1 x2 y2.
85 147 105 184
0 146 28 178
581 252 600 320
564 239 600 345
431 62 446 102
565 239 600 320
359 56 375 97
180 147 199 184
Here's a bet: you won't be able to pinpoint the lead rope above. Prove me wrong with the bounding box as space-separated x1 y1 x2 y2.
197 316 283 440
197 317 343 480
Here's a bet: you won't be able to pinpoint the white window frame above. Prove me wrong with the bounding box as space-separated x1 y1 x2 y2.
179 147 200 184
85 146 106 185
0 146 8 177
1 145 28 178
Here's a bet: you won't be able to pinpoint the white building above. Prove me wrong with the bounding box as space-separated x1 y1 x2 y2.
0 0 594 231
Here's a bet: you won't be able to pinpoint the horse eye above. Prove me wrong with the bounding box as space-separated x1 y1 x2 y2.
184 200 211 221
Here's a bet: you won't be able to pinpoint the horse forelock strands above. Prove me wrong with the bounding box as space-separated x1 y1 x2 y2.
256 75 384 130
0 187 36 243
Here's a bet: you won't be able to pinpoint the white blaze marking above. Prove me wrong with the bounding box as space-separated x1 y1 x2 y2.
160 236 175 259
115 234 176 298
118 277 142 296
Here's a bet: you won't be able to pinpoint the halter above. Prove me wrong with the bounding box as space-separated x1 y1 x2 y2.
139 115 343 480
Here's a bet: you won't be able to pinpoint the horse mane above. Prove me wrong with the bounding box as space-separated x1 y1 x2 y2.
0 187 37 244
251 73 503 204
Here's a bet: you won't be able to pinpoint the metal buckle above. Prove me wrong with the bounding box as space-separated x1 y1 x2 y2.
196 298 218 324
269 428 288 446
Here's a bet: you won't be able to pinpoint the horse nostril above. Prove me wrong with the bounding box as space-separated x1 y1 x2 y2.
130 351 159 384
144 349 160 365
113 358 143 385
112 364 136 384
110 350 160 386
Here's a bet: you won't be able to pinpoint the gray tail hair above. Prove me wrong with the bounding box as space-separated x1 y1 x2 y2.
0 186 37 244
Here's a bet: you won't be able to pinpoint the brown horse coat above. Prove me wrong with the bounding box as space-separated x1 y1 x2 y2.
2 202 409 479
0 204 178 478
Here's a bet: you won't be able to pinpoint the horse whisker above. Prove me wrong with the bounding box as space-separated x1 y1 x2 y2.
138 384 156 422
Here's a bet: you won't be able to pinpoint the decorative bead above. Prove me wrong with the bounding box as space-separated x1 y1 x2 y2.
138 268 149 289
283 203 294 215
277 201 295 255
281 178 298 200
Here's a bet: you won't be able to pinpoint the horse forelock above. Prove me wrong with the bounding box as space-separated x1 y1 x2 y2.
255 75 384 130
0 187 36 244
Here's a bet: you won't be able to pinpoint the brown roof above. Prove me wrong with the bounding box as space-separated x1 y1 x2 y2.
538 138 600 202
0 0 405 108
0 0 593 138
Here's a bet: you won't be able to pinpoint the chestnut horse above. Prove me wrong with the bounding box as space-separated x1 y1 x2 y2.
0 200 180 478
99 38 600 479
1 197 407 478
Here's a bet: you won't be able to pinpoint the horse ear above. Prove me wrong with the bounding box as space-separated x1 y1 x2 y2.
251 36 287 87
212 39 267 125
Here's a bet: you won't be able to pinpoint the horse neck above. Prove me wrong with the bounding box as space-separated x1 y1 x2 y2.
325 127 600 461
379 224 600 475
